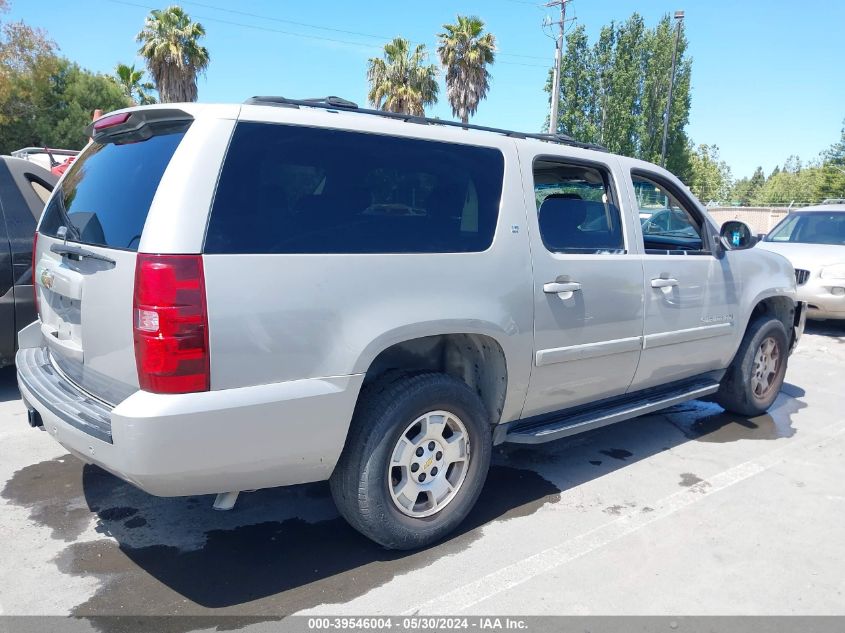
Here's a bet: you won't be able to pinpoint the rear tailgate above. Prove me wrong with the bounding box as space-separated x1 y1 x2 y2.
34 109 194 405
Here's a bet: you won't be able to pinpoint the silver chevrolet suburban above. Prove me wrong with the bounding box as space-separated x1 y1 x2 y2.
18 97 805 550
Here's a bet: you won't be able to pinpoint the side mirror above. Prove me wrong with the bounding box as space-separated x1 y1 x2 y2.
720 220 756 250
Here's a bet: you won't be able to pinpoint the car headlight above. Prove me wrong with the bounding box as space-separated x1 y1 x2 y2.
820 263 845 279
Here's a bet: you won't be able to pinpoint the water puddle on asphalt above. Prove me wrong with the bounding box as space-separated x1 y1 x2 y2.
1 456 93 542
2 379 810 625
2 458 560 624
662 392 804 444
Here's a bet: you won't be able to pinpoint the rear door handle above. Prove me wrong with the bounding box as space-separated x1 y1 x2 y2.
650 277 679 288
543 281 582 294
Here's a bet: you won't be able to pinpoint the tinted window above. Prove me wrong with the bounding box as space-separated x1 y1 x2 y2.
766 212 845 246
39 125 188 251
205 122 504 254
533 160 624 254
632 173 707 254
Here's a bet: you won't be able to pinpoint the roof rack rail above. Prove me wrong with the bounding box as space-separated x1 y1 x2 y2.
243 95 607 152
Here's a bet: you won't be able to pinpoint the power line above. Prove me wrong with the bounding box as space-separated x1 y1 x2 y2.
178 0 394 41
110 0 378 49
107 0 551 65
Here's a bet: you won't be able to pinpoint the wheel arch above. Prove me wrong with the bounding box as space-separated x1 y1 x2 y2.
731 293 797 367
356 330 511 427
743 293 796 338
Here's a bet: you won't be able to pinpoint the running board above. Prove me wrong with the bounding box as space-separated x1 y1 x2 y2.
498 378 720 445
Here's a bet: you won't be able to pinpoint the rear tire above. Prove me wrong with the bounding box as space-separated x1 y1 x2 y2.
716 316 788 416
330 372 492 550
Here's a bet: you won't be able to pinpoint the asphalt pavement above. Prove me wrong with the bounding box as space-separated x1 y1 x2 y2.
1 322 843 625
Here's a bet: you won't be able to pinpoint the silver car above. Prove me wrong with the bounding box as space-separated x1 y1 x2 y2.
17 97 804 549
757 204 845 320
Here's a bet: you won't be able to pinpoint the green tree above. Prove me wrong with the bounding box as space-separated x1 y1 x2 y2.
603 14 646 158
825 120 845 165
782 155 802 174
367 37 438 116
638 15 691 174
0 6 58 142
817 164 845 201
114 62 157 105
547 24 596 141
42 61 131 147
754 168 818 206
136 6 209 103
749 166 766 195
1 4 130 153
1 58 130 153
546 13 692 174
687 143 732 203
591 24 615 145
437 15 495 125
817 120 845 200
729 167 765 206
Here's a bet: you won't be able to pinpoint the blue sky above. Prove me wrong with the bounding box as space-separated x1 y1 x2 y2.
7 0 844 178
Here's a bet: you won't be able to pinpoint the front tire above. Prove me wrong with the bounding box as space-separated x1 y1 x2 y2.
330 372 492 550
716 316 789 416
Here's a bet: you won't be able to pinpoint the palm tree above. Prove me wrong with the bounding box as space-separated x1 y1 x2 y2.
367 37 438 116
437 16 496 124
114 63 157 105
136 6 209 103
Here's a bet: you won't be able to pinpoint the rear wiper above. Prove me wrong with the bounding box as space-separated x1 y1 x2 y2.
50 243 116 265
50 187 81 241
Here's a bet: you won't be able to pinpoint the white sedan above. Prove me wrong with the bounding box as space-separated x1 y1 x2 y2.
757 203 845 320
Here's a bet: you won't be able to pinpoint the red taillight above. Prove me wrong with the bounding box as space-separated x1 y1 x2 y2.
133 254 209 394
32 231 39 315
93 111 131 131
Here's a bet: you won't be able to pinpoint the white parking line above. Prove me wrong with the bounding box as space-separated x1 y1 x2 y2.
404 417 845 615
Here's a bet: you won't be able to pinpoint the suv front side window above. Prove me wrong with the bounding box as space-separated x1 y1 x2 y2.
633 172 708 254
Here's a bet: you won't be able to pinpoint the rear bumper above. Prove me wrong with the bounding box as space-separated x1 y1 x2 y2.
17 346 364 496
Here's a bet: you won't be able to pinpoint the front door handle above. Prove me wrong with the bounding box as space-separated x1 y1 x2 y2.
544 281 582 294
650 277 679 288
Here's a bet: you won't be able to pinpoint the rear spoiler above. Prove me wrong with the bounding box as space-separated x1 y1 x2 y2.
84 108 193 144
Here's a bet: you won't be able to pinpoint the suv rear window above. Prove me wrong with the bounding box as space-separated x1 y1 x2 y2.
204 122 504 254
39 124 188 251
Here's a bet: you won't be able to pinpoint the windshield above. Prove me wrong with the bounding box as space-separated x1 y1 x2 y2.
39 123 189 251
765 211 845 246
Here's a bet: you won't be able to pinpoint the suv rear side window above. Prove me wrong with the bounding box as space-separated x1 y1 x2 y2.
39 124 189 251
204 122 504 254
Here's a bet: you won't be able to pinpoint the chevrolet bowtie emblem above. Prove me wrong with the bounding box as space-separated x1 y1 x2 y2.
39 268 54 290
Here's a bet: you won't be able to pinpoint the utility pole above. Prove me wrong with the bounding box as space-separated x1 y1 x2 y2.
660 10 685 167
546 0 570 135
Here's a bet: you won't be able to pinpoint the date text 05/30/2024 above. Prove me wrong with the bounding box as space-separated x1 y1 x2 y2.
307 617 529 630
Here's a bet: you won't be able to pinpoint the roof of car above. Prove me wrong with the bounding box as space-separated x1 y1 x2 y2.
0 155 57 183
791 204 845 212
243 96 609 152
0 155 58 220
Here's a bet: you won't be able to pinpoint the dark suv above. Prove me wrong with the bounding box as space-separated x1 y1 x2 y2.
0 156 56 366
